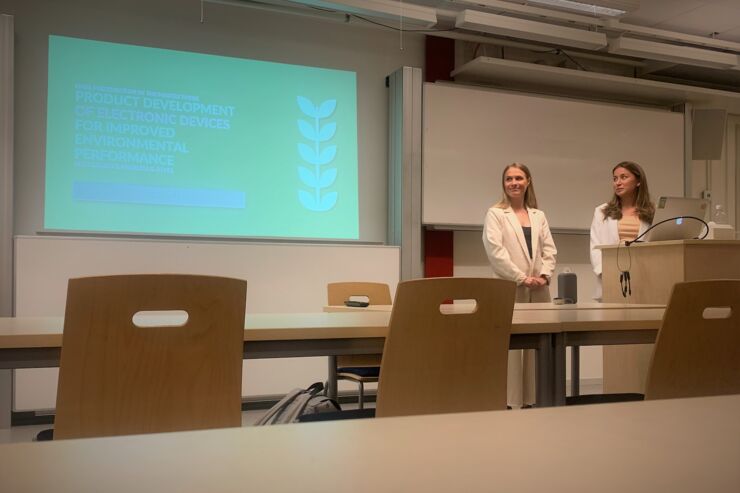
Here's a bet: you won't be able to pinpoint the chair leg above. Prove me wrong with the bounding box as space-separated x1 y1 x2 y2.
358 381 365 409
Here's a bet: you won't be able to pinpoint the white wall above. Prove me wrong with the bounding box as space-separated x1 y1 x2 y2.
454 230 602 381
454 111 740 384
4 0 423 411
691 114 740 233
7 0 739 408
733 116 740 235
0 14 12 319
14 236 399 410
4 0 425 241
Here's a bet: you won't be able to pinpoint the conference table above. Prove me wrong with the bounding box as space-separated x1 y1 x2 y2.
0 305 665 428
324 302 663 313
325 302 665 398
1 394 738 492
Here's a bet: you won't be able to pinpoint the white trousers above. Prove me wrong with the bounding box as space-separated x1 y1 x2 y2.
508 284 551 407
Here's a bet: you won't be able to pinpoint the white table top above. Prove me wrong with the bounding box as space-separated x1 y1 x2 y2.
598 239 740 249
0 307 666 350
324 302 665 312
1 394 738 493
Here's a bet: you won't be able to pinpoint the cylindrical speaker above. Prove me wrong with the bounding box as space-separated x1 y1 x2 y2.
558 272 577 304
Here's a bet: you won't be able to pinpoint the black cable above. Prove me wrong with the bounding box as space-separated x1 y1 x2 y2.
527 48 589 71
615 240 632 298
619 270 631 298
616 239 631 272
625 216 709 246
350 13 458 33
616 215 708 298
253 1 457 33
557 49 588 71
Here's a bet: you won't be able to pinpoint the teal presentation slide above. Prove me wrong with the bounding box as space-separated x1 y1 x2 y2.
44 35 359 239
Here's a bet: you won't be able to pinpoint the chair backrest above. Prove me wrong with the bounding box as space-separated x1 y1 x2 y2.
375 277 516 418
54 274 247 439
327 282 392 306
645 279 740 401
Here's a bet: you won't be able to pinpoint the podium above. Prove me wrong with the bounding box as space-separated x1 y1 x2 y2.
600 240 740 393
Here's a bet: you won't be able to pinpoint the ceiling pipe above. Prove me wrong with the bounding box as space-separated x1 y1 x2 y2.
206 0 740 73
432 29 645 67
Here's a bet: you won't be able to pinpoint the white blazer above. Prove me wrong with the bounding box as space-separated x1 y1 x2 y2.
589 203 651 299
482 206 557 285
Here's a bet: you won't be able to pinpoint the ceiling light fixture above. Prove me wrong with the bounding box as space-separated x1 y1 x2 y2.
525 0 628 18
456 9 608 50
608 36 739 70
605 19 740 53
452 0 608 26
291 0 438 27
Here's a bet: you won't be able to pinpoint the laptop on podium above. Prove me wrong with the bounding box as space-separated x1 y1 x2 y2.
644 197 709 242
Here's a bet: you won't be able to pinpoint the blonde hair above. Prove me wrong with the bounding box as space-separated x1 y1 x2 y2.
494 163 538 209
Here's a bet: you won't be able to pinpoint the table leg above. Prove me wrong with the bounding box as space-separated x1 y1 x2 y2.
553 333 566 406
535 334 554 407
327 356 338 401
571 346 580 396
0 369 11 429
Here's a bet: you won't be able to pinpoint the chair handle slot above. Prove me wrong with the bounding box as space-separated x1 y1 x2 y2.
439 300 478 314
347 295 370 303
702 307 732 320
132 310 189 327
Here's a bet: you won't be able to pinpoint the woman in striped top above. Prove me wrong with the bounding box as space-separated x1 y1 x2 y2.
589 161 655 300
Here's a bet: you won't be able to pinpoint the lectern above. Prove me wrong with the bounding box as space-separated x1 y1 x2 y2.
600 240 740 393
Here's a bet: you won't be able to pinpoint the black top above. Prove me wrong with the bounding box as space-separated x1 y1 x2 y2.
522 226 533 259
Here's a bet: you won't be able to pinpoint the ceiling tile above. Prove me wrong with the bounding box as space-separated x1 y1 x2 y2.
716 25 740 43
621 0 707 27
653 4 740 37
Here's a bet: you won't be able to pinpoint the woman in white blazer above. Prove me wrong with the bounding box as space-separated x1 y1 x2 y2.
590 161 654 300
482 163 557 407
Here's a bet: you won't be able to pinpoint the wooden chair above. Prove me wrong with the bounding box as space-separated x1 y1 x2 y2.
375 277 516 418
52 274 247 440
327 282 391 408
644 279 740 400
568 279 740 406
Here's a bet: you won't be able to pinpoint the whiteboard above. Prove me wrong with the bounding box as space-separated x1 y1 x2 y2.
422 83 685 230
14 236 399 410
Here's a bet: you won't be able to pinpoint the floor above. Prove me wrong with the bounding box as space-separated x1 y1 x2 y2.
0 405 369 444
0 380 603 445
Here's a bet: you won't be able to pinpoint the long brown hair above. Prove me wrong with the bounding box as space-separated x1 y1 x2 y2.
601 161 654 222
494 163 539 209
